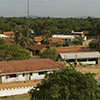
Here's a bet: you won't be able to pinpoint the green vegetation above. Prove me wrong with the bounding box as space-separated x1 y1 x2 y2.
40 48 58 61
0 39 31 61
89 40 100 50
14 25 35 49
72 36 84 45
29 65 100 100
0 17 100 37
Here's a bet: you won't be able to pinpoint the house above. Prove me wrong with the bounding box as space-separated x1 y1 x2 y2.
29 44 45 56
0 34 9 38
52 31 87 44
54 46 83 54
59 51 100 65
50 38 64 47
0 59 64 83
51 46 100 65
34 37 43 45
3 32 15 38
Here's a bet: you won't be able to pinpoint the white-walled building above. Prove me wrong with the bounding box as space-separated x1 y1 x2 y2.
0 59 64 83
0 34 9 38
59 51 100 65
52 31 87 43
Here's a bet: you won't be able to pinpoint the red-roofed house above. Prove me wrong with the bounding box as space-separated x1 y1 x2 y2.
3 32 15 38
0 59 64 83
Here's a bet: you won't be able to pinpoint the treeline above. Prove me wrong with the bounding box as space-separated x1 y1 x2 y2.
0 17 100 36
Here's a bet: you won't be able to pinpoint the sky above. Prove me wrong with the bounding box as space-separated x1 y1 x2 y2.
0 0 100 17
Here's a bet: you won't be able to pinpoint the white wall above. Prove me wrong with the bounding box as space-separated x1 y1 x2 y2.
1 71 53 83
0 86 34 97
1 74 26 83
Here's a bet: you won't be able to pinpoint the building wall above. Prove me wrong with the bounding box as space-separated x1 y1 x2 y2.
1 71 52 83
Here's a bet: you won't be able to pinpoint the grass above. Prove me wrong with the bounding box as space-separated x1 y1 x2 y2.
0 94 30 100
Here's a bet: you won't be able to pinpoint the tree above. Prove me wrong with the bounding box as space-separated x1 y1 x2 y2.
0 38 9 61
0 39 31 61
29 66 100 100
14 25 35 49
40 48 58 61
72 36 84 45
89 40 100 50
41 30 52 48
7 44 31 60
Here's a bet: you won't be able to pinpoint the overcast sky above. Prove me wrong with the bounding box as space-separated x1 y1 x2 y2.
0 0 100 17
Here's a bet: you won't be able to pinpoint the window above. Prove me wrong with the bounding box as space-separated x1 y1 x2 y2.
30 73 32 76
23 73 25 77
9 74 16 78
38 71 47 75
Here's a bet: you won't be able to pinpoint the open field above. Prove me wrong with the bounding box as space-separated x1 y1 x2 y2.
76 60 100 79
0 94 30 100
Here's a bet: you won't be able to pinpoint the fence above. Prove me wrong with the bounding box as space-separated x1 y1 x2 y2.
0 86 33 97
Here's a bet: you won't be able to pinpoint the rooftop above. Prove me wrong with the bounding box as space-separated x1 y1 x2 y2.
53 46 93 54
34 37 43 42
51 38 64 44
3 32 15 35
0 59 64 75
60 52 100 60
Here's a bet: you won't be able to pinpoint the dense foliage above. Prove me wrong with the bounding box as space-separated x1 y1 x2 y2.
14 25 35 48
0 17 100 37
29 66 100 100
89 40 100 50
0 39 31 61
72 36 84 45
40 48 58 61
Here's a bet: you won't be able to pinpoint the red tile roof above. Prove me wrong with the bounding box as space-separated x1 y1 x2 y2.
82 31 90 34
0 59 64 74
51 38 64 44
34 37 43 42
3 32 15 35
53 46 94 54
29 44 45 51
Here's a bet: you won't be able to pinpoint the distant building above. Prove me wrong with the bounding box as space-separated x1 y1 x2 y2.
0 59 64 83
3 32 15 38
52 31 87 43
0 34 8 38
59 51 100 65
50 38 64 47
34 37 43 45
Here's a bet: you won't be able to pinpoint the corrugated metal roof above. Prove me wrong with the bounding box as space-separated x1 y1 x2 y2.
60 52 100 59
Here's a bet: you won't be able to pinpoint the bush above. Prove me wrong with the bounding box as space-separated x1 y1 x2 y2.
89 40 100 50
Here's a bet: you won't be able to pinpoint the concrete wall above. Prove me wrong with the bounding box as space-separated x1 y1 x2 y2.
1 71 53 83
0 86 33 97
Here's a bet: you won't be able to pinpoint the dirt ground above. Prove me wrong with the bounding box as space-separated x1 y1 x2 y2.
76 62 100 79
0 94 30 100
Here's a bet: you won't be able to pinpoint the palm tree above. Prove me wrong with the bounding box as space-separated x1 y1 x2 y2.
14 25 35 49
41 30 52 48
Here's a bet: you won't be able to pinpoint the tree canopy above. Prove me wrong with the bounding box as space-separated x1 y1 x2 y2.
89 40 100 51
29 66 100 100
72 36 84 45
0 39 31 61
40 48 58 61
0 17 100 38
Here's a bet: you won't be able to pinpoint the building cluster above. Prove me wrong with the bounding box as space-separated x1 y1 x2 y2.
0 30 100 89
